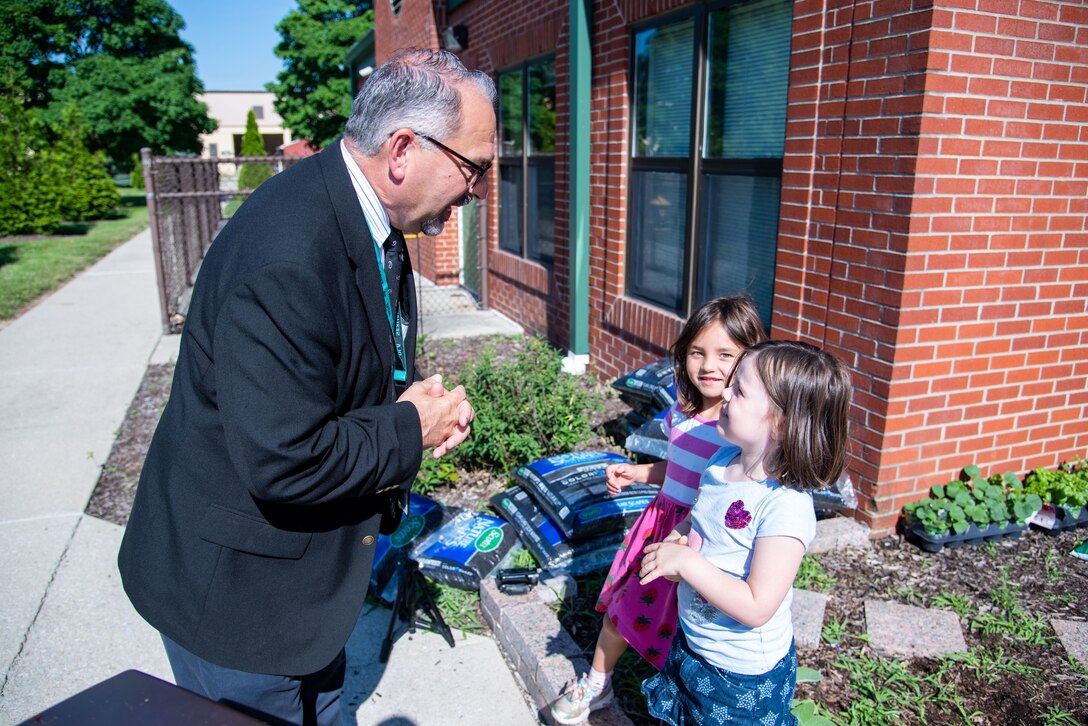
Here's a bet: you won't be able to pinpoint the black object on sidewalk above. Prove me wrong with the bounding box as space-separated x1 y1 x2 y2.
20 669 266 725
379 556 455 663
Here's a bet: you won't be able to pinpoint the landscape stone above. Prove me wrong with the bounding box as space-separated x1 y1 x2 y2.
865 600 967 658
1051 619 1088 669
793 589 828 649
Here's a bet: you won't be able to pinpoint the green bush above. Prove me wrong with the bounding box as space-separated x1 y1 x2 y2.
237 110 273 192
0 90 63 235
44 105 120 221
453 336 603 474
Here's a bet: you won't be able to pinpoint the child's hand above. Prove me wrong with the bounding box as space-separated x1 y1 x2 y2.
638 541 691 585
605 463 637 494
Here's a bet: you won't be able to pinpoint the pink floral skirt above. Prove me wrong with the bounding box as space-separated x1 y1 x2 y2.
595 493 690 670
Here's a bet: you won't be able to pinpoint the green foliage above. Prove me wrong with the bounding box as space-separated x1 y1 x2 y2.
129 152 145 191
791 699 834 726
903 464 1043 536
0 0 215 168
1025 457 1088 510
0 89 62 235
412 454 460 496
269 0 373 149
793 553 837 593
970 569 1051 645
452 337 603 473
46 105 120 221
237 111 274 192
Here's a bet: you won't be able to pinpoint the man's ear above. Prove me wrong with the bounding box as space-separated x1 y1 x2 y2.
386 129 413 182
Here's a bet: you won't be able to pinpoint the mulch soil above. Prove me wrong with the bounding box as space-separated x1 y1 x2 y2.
87 334 1088 725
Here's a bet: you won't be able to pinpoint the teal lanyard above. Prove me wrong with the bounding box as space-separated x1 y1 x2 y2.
373 236 407 382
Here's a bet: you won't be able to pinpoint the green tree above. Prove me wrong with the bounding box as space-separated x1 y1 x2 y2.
237 111 273 192
269 1 373 150
0 0 215 168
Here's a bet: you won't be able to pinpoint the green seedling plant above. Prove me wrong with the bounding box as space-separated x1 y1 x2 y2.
903 464 1042 536
1026 458 1088 512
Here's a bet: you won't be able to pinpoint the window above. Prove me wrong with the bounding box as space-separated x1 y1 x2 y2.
251 105 264 120
627 0 791 323
498 57 556 265
209 143 218 158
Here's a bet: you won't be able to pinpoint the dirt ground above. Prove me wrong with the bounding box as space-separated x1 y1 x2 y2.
87 334 1088 725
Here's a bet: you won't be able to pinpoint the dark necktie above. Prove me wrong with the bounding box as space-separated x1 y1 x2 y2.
384 228 407 372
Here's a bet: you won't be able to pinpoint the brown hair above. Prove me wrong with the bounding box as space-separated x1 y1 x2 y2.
744 340 852 491
671 294 767 417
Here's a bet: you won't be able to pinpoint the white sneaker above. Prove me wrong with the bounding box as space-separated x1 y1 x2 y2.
550 674 614 724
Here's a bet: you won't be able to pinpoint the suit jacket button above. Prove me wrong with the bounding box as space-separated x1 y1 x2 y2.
361 535 376 546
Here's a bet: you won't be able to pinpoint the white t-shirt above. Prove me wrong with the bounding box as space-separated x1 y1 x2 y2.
677 445 816 675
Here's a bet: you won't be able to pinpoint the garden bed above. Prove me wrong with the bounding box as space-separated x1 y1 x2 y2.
88 334 1088 725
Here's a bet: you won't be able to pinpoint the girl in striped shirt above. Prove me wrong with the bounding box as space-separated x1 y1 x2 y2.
551 295 766 725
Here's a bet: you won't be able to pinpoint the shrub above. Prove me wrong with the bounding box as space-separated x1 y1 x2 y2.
44 105 120 221
0 90 63 235
453 336 603 473
237 110 273 192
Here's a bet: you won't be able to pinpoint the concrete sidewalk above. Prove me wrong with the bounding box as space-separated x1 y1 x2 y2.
0 229 537 725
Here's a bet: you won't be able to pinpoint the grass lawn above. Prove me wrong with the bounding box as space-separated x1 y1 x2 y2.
0 187 149 322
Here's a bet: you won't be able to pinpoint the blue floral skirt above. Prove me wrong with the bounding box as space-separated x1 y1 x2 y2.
641 628 798 726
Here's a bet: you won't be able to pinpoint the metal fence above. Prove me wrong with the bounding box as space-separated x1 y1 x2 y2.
142 149 484 334
141 149 302 332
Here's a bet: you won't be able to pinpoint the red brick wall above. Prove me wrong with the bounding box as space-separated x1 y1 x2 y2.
378 0 1088 536
779 0 1088 534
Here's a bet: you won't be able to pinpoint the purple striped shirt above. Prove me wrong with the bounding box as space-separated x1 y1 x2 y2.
659 404 728 506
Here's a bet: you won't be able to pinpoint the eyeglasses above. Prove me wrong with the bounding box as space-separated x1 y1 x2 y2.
413 131 492 189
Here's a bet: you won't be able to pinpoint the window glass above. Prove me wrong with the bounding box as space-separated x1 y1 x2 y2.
633 19 694 157
697 174 780 322
704 0 792 158
527 160 555 263
499 71 523 157
499 164 522 255
628 170 687 311
528 61 556 155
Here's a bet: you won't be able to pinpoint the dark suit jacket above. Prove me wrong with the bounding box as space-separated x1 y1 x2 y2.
118 141 422 675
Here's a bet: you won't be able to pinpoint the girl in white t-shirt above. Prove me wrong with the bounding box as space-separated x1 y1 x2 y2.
638 340 852 726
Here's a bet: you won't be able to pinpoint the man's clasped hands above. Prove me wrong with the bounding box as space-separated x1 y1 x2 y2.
398 374 474 459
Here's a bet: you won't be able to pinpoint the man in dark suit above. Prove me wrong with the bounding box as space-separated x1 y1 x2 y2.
118 49 496 725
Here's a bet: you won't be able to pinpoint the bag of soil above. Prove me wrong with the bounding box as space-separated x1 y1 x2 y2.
411 510 517 591
611 359 676 418
624 409 669 461
512 451 659 539
370 493 461 601
489 485 629 576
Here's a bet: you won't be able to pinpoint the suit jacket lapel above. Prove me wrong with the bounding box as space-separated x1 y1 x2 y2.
317 142 396 393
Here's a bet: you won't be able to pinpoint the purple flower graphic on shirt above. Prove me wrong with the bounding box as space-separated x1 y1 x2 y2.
724 500 752 529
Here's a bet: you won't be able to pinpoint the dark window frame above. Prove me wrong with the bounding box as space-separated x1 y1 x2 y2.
626 0 788 320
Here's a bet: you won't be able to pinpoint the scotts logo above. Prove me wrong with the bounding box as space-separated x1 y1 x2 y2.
391 515 424 548
475 527 504 552
580 506 601 520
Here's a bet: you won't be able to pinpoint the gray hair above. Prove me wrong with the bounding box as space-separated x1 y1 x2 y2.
345 48 496 155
